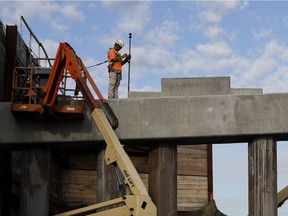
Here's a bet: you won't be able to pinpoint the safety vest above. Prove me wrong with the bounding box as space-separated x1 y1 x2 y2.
108 48 122 71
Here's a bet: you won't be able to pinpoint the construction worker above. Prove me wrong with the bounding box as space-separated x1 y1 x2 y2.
107 39 131 99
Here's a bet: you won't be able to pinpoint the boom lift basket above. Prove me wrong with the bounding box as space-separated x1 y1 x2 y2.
11 58 85 120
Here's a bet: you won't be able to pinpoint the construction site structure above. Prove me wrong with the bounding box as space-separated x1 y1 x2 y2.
0 18 223 216
1 18 288 216
11 41 157 216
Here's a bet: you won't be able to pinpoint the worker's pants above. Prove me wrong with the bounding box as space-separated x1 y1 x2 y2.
108 71 121 99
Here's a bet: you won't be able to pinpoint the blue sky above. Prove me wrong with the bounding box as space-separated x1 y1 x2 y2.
1 1 288 215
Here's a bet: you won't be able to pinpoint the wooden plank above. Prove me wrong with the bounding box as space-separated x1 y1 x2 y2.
178 145 207 150
130 155 149 173
177 145 208 177
62 170 97 182
62 193 96 199
178 202 207 211
59 143 209 212
178 175 208 182
61 168 97 208
61 198 96 204
62 184 97 192
177 175 208 211
65 152 97 170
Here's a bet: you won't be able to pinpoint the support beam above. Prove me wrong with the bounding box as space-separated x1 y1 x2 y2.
149 143 177 216
248 137 277 216
20 145 50 216
4 92 288 145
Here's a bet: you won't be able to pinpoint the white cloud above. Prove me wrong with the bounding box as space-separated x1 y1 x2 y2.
199 10 222 23
101 1 151 34
197 0 241 23
60 4 85 22
49 19 71 33
41 39 61 58
240 0 250 10
168 38 288 94
203 25 224 40
203 24 236 42
130 45 176 78
252 28 273 40
0 2 84 34
232 40 288 92
185 1 242 42
128 31 288 95
118 2 151 34
1 2 53 23
196 41 232 59
145 20 180 47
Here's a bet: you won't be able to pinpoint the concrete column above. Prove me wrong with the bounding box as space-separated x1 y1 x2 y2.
20 145 50 216
248 137 277 216
96 144 118 203
149 143 177 216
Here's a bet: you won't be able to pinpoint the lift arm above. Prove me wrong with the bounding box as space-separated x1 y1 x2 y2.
50 43 156 216
278 186 288 208
42 42 118 129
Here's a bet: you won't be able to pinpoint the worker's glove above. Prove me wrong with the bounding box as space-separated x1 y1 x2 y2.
122 54 131 65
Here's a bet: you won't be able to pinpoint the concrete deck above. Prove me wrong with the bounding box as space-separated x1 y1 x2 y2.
0 77 287 147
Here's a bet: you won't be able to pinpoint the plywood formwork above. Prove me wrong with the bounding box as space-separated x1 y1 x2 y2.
56 144 209 212
177 145 208 211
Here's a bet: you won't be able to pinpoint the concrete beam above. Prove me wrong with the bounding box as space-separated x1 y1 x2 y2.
1 92 288 146
161 77 231 96
114 93 288 143
129 77 262 98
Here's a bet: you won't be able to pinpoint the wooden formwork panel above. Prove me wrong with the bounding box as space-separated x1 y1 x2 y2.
177 176 208 211
58 144 208 212
61 169 97 208
177 145 208 211
177 145 208 178
60 151 98 210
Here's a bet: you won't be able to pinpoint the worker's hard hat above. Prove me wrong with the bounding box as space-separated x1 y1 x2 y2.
115 40 124 48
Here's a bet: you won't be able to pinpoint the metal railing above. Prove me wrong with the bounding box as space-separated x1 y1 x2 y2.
20 16 52 67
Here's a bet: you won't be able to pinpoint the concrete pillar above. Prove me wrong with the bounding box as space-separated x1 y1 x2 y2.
20 145 50 216
96 144 118 203
149 143 177 216
248 137 277 216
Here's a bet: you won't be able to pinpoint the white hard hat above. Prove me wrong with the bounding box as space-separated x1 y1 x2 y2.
115 39 124 48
